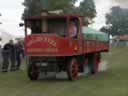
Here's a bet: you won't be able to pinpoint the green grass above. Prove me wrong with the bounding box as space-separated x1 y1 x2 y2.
0 48 128 96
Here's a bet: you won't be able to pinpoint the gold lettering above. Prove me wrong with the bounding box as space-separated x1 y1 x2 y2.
27 37 57 47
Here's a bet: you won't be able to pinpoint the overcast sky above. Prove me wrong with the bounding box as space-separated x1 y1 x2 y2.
0 0 24 37
0 0 128 37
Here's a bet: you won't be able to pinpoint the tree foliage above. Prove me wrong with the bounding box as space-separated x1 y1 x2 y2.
22 0 96 25
101 6 128 36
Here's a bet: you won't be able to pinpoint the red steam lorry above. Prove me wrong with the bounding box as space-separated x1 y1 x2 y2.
23 12 109 81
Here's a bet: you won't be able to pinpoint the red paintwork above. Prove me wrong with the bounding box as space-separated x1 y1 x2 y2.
24 34 109 56
82 41 109 54
24 15 109 57
24 34 81 56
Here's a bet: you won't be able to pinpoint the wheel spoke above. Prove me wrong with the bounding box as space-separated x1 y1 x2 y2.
67 58 78 80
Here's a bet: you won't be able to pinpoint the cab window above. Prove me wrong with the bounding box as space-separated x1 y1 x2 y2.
48 18 66 37
26 20 42 34
69 18 80 39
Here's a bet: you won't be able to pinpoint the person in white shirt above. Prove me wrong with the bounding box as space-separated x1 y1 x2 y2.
69 21 77 38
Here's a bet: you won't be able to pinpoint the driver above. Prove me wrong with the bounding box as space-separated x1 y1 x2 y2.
69 21 77 38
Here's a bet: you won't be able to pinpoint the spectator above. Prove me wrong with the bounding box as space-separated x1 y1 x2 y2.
2 40 16 72
15 40 24 70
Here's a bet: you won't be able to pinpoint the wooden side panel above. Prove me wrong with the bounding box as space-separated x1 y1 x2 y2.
82 40 109 54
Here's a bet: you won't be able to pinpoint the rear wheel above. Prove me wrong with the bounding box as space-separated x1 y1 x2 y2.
28 64 39 80
82 57 90 74
67 58 78 81
91 54 101 74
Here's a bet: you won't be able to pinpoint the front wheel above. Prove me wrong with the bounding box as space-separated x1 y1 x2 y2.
27 64 39 80
67 58 78 81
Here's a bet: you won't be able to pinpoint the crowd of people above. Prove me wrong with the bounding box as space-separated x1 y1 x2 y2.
0 39 24 72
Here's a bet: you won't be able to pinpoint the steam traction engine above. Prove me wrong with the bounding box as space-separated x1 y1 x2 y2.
23 13 109 81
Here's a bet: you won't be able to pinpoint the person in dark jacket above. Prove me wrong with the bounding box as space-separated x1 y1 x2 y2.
15 40 24 70
2 40 16 72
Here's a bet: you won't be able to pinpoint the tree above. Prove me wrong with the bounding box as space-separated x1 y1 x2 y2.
79 0 96 25
101 6 128 36
22 0 96 25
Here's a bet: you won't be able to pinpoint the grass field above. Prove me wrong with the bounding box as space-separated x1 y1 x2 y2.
0 48 128 96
